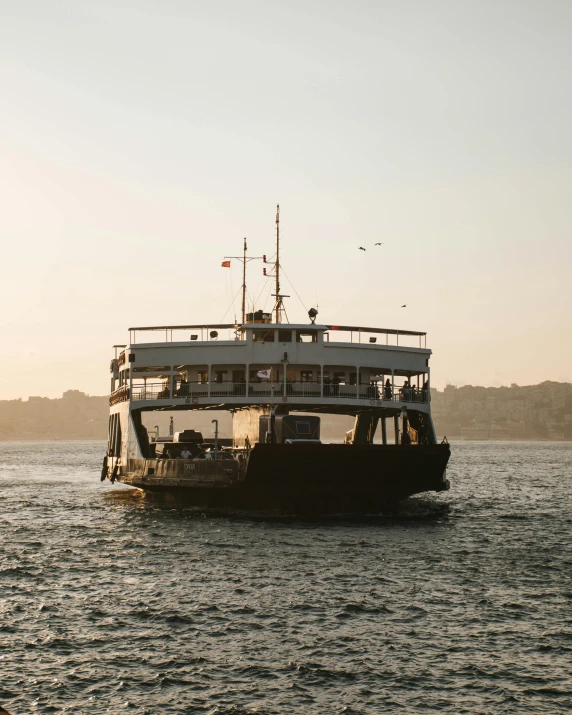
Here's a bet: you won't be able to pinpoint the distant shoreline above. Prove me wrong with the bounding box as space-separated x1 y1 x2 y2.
0 437 570 443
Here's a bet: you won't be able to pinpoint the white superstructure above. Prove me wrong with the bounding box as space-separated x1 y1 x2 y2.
108 317 435 463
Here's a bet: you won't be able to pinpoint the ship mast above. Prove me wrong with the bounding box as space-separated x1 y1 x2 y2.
224 239 264 326
275 204 280 323
241 237 247 326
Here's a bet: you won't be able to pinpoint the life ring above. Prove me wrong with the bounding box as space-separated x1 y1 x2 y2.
282 397 288 403
185 398 191 404
192 397 199 404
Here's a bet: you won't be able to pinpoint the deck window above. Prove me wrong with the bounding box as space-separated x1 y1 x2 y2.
300 370 313 383
278 330 292 342
253 330 275 342
296 330 317 343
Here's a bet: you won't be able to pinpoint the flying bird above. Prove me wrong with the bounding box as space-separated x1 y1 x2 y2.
358 247 366 251
374 242 383 246
401 304 407 308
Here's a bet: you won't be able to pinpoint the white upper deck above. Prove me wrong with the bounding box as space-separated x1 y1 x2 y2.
109 320 433 413
113 321 431 379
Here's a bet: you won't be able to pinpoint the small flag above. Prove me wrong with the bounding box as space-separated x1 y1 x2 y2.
257 369 272 380
221 260 231 268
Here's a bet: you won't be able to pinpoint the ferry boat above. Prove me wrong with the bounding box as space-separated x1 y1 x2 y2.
101 208 450 514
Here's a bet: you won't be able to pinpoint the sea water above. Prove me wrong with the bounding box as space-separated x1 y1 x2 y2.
0 441 571 714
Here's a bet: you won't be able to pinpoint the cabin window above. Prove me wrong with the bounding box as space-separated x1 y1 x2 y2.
333 371 346 383
296 422 311 436
349 372 357 386
296 330 317 343
215 371 227 383
278 330 292 342
253 330 275 342
198 371 208 383
300 370 313 383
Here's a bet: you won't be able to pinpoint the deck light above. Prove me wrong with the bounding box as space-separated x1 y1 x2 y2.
308 307 318 323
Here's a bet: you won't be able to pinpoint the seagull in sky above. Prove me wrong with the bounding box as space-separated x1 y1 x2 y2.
358 246 366 251
374 242 383 245
401 304 407 308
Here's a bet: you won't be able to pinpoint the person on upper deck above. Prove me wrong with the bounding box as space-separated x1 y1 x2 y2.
181 448 192 459
332 375 340 397
384 379 392 400
178 378 188 397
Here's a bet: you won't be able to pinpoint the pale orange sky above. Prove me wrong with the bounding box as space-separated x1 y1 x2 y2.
1 0 571 399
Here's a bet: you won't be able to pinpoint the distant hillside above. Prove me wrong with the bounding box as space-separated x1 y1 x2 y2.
0 390 109 441
431 380 572 440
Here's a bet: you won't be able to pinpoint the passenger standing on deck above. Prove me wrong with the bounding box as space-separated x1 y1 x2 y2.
384 379 392 400
181 448 192 459
332 375 340 397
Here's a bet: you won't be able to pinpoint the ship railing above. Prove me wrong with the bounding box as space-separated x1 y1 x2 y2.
395 388 429 403
209 382 246 397
127 381 429 403
109 386 130 405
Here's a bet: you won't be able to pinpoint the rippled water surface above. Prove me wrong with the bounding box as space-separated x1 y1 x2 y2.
1 441 571 714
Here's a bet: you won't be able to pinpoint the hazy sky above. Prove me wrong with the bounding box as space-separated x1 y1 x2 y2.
1 0 571 399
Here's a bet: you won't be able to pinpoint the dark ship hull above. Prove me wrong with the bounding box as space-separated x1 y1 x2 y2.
117 443 450 515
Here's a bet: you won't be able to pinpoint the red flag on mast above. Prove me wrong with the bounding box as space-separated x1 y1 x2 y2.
221 260 231 268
